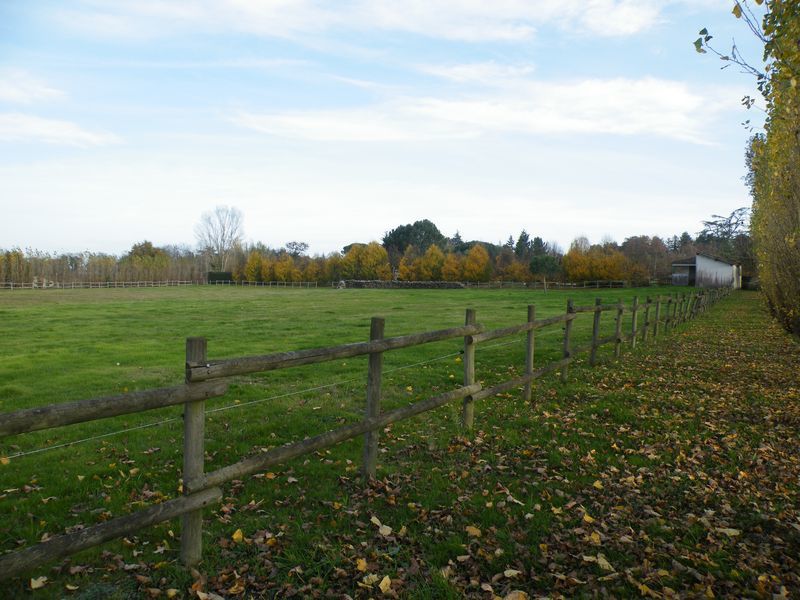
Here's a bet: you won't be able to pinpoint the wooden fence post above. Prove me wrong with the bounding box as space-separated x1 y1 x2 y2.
642 296 651 343
362 317 385 480
664 295 673 334
561 299 575 382
672 294 680 328
461 309 476 430
653 296 662 339
614 299 624 359
181 337 207 567
589 297 602 367
630 296 639 350
524 305 535 403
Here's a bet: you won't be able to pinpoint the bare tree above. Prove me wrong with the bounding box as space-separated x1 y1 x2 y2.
194 206 243 271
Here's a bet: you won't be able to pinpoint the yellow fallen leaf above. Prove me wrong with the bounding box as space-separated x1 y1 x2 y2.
356 558 367 572
465 525 481 537
593 480 603 490
370 516 382 527
166 590 179 598
596 554 615 572
65 584 80 591
232 528 244 543
30 576 47 590
0 456 9 466
590 531 601 545
378 575 391 593
363 574 379 585
583 514 595 524
265 472 276 480
504 569 521 578
378 524 392 537
716 528 741 537
504 592 530 600
332 502 342 510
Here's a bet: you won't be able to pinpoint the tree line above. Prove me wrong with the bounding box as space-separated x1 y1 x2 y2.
0 213 750 286
697 0 799 335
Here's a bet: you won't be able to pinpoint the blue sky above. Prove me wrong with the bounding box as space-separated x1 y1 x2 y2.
0 1 766 256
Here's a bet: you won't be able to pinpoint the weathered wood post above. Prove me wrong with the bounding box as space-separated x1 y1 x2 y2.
653 296 662 339
181 337 207 567
589 297 602 367
461 308 476 430
664 295 673 334
630 296 639 350
614 299 624 359
362 317 385 480
642 296 651 343
524 305 535 403
561 299 575 382
672 294 680 328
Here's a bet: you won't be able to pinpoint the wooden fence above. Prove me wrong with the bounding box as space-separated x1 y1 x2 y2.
0 289 729 579
0 280 320 290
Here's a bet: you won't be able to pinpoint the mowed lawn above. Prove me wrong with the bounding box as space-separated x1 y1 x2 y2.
6 285 789 598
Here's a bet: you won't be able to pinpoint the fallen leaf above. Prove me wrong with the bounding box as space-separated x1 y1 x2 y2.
0 456 9 466
716 528 741 537
504 592 530 600
504 569 521 578
465 525 482 537
378 524 392 537
378 575 391 593
232 528 244 543
30 576 47 590
356 558 367 572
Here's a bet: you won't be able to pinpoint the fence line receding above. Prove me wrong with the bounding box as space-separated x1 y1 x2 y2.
0 288 729 579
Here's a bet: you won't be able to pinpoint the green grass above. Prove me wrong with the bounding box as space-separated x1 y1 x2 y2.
3 285 779 598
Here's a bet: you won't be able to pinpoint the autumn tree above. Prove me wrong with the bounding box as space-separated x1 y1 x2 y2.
697 0 800 333
462 244 492 282
342 242 391 280
418 244 445 280
441 252 463 281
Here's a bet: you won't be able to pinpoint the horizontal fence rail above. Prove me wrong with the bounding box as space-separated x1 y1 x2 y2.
0 288 730 579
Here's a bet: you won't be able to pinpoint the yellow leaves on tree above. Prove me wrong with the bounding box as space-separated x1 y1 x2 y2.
462 244 492 282
342 242 392 281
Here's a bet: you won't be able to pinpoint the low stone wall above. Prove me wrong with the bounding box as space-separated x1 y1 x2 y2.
339 280 466 289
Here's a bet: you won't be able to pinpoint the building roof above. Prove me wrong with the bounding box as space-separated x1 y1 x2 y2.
671 252 734 267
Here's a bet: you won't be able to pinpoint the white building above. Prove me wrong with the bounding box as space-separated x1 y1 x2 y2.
671 253 741 289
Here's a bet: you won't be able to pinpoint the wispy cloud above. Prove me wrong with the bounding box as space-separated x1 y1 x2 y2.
0 70 64 104
54 0 665 42
232 75 740 144
0 113 120 147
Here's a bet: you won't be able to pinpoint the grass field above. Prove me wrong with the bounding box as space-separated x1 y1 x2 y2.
3 286 796 598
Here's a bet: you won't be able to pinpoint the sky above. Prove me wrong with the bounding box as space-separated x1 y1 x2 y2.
0 0 767 257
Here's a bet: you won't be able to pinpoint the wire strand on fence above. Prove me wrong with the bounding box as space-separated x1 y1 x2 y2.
3 339 498 458
2 327 553 462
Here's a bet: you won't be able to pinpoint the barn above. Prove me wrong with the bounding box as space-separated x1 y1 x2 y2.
671 253 741 288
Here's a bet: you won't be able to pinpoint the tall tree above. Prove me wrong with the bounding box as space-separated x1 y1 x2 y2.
194 205 243 271
697 1 800 333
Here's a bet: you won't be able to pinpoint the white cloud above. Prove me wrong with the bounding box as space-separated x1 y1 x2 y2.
55 0 665 41
419 62 536 84
232 76 741 144
230 106 476 142
0 70 64 104
0 113 120 147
